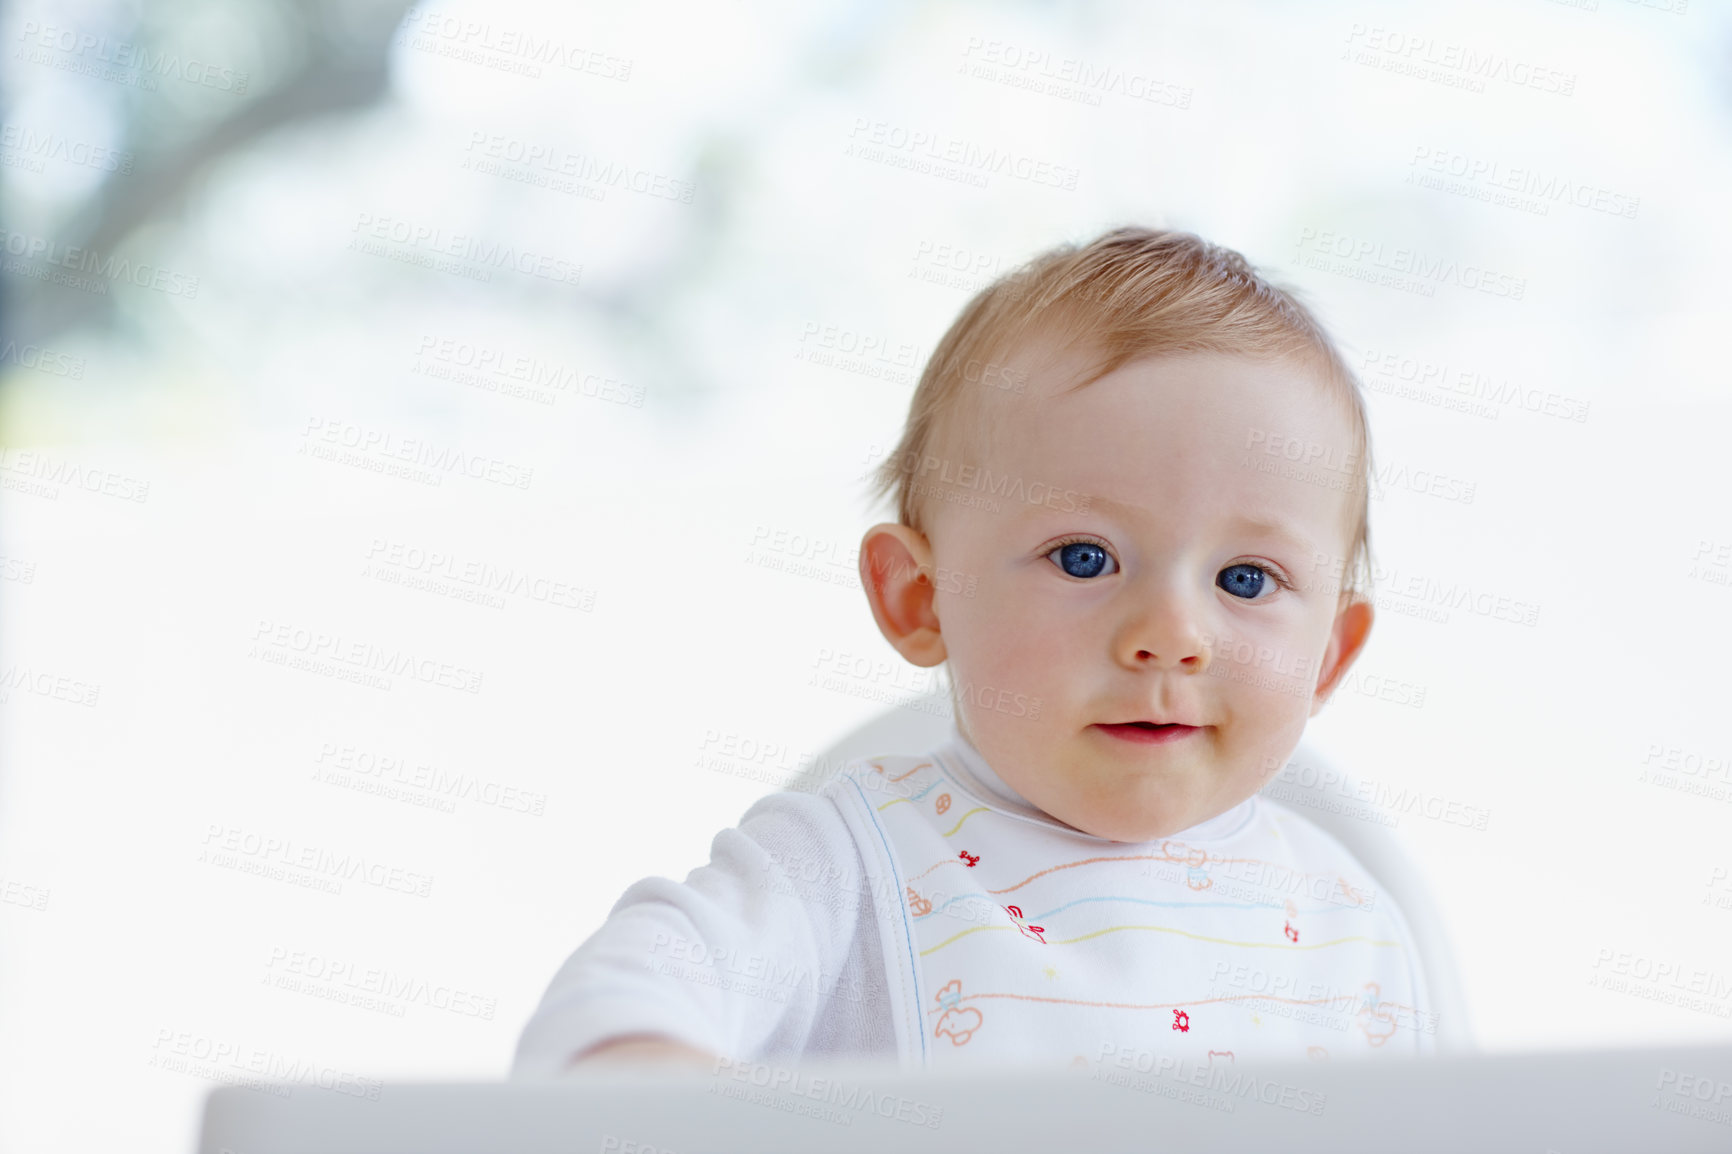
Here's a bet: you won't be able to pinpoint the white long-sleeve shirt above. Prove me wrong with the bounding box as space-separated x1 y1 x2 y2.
511 726 1436 1077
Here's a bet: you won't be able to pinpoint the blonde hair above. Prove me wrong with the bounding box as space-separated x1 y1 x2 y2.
865 225 1374 601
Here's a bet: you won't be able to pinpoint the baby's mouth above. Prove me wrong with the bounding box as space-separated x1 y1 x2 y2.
1095 721 1202 745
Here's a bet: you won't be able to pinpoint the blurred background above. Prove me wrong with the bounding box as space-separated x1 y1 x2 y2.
3 0 1730 1149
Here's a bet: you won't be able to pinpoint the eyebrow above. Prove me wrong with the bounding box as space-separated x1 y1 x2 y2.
1023 496 1320 558
1225 514 1321 559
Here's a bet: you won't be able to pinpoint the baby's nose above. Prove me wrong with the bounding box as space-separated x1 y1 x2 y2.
1119 606 1210 670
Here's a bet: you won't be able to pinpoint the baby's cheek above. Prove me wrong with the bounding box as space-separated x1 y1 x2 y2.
942 618 1032 717
974 605 1062 686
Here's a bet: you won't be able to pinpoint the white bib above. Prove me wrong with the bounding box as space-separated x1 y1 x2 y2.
827 737 1435 1072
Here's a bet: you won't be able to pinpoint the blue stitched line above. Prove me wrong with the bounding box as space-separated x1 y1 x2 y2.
847 772 926 1065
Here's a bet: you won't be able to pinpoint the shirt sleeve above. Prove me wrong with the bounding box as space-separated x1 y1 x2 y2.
509 785 876 1078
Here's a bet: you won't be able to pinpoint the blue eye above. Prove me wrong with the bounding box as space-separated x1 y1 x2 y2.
1218 563 1274 600
1048 540 1115 579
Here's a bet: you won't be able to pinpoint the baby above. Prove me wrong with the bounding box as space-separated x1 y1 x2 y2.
511 226 1436 1077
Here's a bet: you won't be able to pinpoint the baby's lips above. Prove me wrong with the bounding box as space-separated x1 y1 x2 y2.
1100 715 1206 729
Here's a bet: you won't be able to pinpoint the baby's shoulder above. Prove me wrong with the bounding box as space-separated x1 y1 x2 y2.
727 749 925 852
726 749 937 859
715 752 934 912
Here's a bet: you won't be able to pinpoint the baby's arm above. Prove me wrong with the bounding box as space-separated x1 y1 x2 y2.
567 1034 717 1071
511 787 870 1076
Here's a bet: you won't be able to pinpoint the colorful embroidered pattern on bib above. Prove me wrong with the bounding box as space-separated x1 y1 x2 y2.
840 751 1433 1069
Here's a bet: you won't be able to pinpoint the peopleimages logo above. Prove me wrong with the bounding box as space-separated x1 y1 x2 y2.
709 1058 944 1129
149 1028 379 1100
15 21 251 92
864 445 1094 514
348 212 583 286
397 9 633 80
1293 227 1526 300
263 946 497 1020
299 417 534 491
249 619 485 695
0 448 149 502
0 338 85 378
846 117 1080 190
1091 1043 1328 1115
199 823 435 898
0 228 199 297
0 122 135 174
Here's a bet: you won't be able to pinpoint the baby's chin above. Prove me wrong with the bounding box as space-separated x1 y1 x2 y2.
1036 782 1247 844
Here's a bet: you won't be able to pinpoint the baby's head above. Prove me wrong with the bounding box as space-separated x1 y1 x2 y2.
858 226 1375 843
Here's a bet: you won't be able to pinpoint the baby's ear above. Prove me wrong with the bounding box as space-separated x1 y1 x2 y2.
1309 596 1374 717
858 523 947 666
